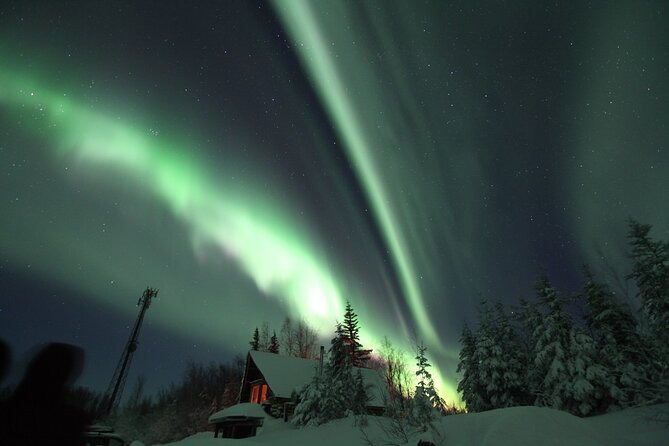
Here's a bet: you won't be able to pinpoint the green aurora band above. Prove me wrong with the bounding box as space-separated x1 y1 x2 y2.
0 67 458 402
271 0 442 348
0 70 346 323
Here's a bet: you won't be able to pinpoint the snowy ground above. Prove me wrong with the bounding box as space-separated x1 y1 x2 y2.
156 404 669 446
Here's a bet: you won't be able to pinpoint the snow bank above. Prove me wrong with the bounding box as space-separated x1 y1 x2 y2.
157 404 669 446
208 403 266 424
439 405 669 446
439 406 606 446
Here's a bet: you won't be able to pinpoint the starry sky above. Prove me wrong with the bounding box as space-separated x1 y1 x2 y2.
1 0 668 404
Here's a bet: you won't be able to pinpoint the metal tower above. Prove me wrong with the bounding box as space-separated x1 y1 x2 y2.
101 287 158 416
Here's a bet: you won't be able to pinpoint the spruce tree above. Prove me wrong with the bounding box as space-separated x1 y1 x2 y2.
456 322 483 411
342 301 372 367
412 341 435 428
464 300 527 412
321 324 357 420
566 325 611 416
269 331 280 354
292 371 325 427
293 324 361 426
513 298 543 405
250 327 259 351
413 340 445 418
532 273 572 410
469 302 494 411
627 220 669 404
480 301 526 409
627 220 669 364
582 267 650 408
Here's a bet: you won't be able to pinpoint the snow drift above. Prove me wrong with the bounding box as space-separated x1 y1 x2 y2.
158 404 668 446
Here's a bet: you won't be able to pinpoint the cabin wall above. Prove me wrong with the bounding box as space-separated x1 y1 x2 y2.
239 355 275 404
214 418 263 439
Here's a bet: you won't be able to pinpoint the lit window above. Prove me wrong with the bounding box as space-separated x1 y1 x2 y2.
250 384 259 403
250 383 269 404
260 384 268 403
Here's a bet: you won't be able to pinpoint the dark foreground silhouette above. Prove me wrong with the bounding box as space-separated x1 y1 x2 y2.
0 341 90 446
0 340 9 383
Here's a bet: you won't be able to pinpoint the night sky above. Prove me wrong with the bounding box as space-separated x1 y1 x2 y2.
1 0 668 404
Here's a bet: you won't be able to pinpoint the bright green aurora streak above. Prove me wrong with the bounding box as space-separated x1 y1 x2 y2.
271 0 441 348
271 1 460 400
0 71 349 342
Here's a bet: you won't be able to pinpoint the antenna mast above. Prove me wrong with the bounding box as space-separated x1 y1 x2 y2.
101 287 158 416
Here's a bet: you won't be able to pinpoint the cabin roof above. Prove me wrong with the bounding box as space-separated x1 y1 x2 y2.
248 350 386 407
249 350 320 398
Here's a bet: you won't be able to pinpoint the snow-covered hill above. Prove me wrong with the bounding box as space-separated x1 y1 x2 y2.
158 404 668 446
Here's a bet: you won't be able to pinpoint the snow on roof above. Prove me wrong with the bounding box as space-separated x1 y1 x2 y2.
250 350 320 399
208 402 266 424
249 350 387 407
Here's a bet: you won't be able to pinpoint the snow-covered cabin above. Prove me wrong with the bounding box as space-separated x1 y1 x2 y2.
209 350 386 437
240 350 386 414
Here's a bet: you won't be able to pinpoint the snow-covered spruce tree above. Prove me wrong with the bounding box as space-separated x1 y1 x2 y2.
412 340 445 429
291 369 325 427
532 273 572 411
321 324 358 420
628 220 669 334
294 324 368 426
582 267 651 408
513 298 543 405
627 219 669 387
458 300 527 414
467 302 494 411
342 301 373 367
481 301 526 409
456 322 485 411
531 277 609 416
565 324 612 416
411 386 433 432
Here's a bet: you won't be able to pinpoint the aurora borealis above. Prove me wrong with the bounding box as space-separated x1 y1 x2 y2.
1 1 668 404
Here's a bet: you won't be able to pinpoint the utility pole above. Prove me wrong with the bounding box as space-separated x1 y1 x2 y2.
101 287 158 416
